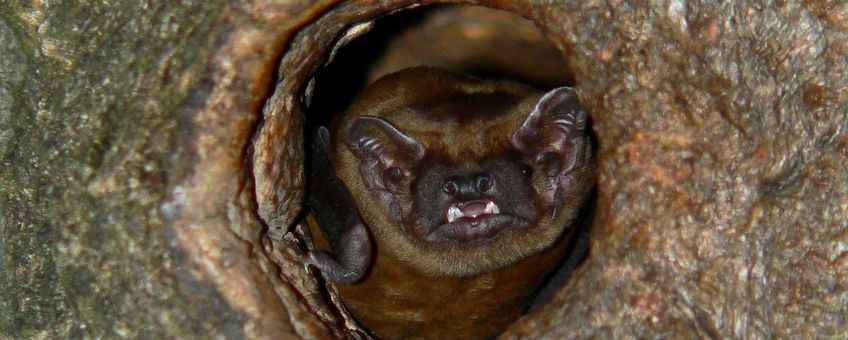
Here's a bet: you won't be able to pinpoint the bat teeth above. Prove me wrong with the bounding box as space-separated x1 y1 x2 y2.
447 201 500 223
447 205 463 223
484 201 500 215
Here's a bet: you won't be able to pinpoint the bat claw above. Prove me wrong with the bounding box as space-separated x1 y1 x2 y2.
305 250 365 284
304 251 320 274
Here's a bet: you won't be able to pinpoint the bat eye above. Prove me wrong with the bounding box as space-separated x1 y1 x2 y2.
476 174 492 192
442 180 459 196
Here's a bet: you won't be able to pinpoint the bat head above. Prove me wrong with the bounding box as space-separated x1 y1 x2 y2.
337 67 593 276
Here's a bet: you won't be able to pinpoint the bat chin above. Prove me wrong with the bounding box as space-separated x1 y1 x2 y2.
426 214 526 243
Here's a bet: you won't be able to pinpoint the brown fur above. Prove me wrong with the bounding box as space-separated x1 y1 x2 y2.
310 217 574 339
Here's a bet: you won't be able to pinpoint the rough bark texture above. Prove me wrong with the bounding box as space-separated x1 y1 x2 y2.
1 0 846 339
0 1 343 338
509 0 848 337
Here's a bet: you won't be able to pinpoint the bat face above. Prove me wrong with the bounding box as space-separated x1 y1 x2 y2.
410 154 537 244
326 66 592 277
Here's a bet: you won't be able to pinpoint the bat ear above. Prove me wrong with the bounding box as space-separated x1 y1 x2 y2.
511 86 589 179
343 116 426 194
343 116 426 165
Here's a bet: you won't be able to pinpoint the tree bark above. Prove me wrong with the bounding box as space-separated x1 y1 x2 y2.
1 0 845 338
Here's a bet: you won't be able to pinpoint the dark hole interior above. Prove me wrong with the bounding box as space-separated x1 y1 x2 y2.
302 3 594 336
307 4 574 126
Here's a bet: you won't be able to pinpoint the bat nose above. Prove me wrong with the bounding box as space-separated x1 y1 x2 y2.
456 174 493 196
444 172 495 198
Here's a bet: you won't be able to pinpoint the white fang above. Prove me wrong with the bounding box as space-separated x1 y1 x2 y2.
484 201 500 214
447 206 462 223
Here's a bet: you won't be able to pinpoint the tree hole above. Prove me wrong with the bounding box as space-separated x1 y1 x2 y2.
253 2 597 338
292 4 597 339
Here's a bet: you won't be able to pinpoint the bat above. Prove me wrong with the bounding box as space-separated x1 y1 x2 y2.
306 66 593 339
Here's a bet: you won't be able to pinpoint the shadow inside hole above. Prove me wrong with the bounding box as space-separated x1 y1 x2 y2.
307 4 574 127
528 185 597 310
307 8 430 127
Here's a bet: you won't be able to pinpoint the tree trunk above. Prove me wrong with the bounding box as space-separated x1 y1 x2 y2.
1 0 845 338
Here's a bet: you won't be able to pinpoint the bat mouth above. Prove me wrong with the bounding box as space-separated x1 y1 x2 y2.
446 199 501 223
426 199 527 242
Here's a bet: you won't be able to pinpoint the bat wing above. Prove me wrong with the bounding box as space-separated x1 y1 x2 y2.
306 127 373 284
